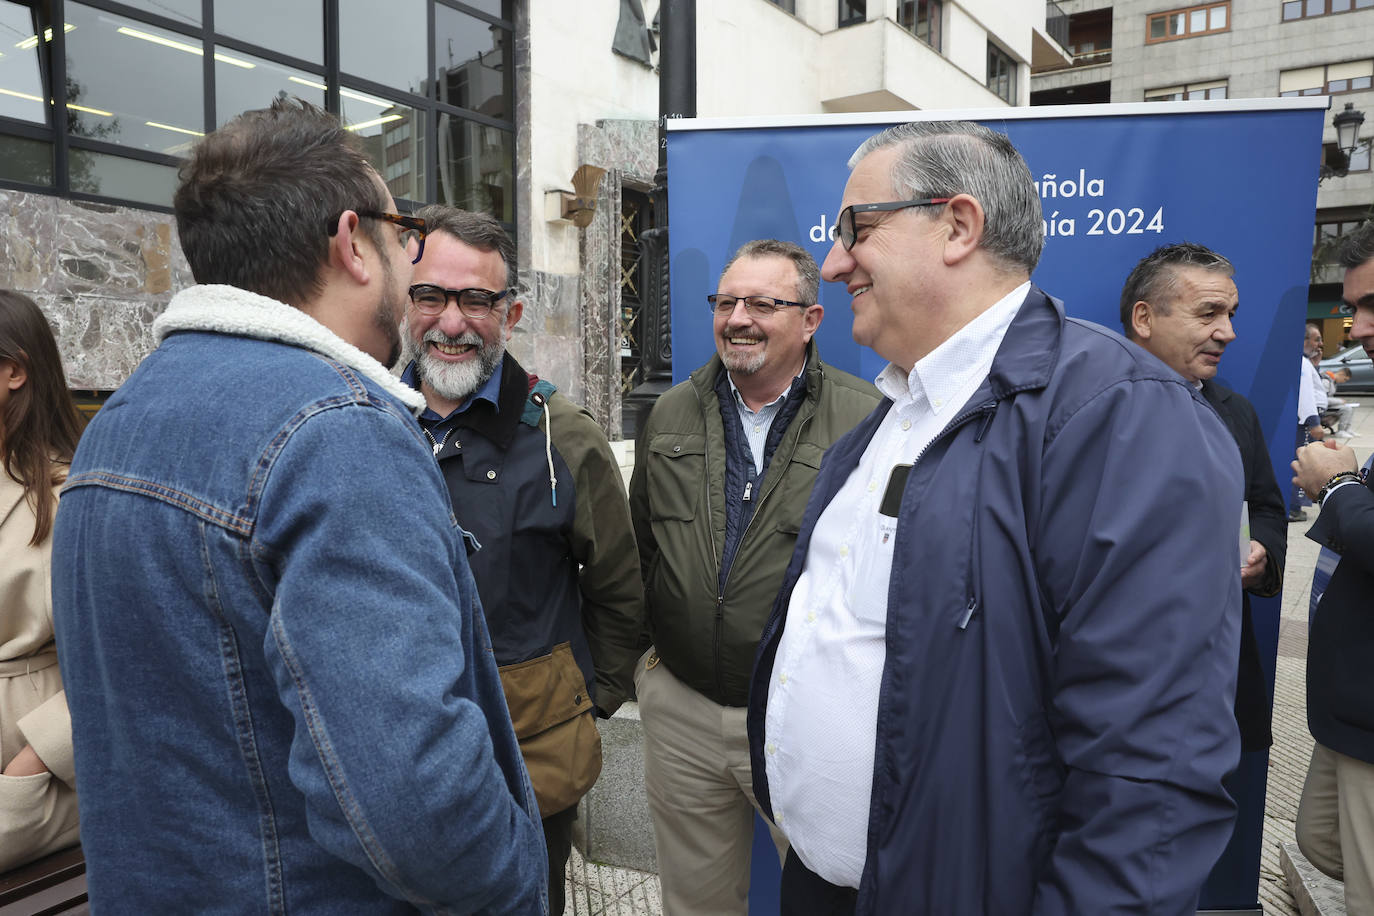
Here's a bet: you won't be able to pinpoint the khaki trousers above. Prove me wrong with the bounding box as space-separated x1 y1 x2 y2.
636 649 787 916
1296 741 1374 913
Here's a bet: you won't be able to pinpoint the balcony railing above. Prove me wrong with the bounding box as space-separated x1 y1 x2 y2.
1046 1 1070 48
1071 47 1112 66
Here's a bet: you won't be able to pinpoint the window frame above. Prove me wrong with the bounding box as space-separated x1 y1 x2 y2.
1144 79 1229 101
1145 1 1231 43
838 0 866 27
0 0 517 221
897 0 942 52
986 40 1016 104
1278 60 1374 97
1282 0 1374 22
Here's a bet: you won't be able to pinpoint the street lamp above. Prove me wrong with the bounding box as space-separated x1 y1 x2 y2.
1321 102 1367 181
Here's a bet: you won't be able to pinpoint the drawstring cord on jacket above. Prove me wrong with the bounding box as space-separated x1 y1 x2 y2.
533 391 557 507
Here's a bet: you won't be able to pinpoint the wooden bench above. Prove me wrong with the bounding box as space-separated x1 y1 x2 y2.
0 847 86 916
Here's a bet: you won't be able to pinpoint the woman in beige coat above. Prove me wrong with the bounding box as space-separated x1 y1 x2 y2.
0 290 85 871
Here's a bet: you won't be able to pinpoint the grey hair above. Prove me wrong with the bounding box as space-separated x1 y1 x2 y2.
1338 221 1374 270
849 121 1043 273
720 239 820 304
414 205 517 289
1118 242 1234 339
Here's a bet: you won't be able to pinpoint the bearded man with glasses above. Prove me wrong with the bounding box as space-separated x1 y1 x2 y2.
628 238 879 915
399 205 643 916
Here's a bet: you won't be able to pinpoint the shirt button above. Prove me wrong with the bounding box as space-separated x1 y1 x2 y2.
754 425 762 434
933 398 943 408
776 812 785 825
806 611 816 623
779 672 788 685
486 470 497 480
766 742 778 755
901 419 912 431
868 481 877 492
839 544 849 558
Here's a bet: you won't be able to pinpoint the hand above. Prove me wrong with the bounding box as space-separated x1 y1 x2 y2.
1292 440 1358 498
1240 540 1268 590
2 744 50 778
1309 425 1327 441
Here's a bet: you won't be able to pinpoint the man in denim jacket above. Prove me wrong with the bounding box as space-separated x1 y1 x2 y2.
51 100 546 913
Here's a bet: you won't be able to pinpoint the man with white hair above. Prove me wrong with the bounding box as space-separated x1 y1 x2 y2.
748 121 1244 915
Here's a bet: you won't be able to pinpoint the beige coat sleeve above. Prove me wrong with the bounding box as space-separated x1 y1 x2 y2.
18 690 75 787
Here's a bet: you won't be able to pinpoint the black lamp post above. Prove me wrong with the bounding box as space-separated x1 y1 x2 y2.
1321 102 1367 181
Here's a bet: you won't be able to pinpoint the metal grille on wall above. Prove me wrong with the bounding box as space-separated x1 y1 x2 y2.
0 0 515 221
619 187 649 420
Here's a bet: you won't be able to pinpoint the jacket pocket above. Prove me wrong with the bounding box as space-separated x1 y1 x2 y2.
646 433 706 521
498 642 603 818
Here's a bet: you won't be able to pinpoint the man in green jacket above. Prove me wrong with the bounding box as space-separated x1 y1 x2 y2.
629 239 880 915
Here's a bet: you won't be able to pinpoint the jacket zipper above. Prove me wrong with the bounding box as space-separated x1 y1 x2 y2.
701 376 816 700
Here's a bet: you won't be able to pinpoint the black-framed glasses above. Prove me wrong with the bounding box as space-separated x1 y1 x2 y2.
327 209 428 264
706 294 807 318
408 283 513 318
836 197 952 250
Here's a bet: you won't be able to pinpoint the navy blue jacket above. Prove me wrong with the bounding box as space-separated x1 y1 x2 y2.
748 288 1244 915
1306 474 1374 764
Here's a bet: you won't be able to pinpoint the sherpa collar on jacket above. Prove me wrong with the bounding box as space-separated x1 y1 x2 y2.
152 284 424 412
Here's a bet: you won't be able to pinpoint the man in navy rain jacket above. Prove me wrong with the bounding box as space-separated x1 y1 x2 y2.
748 120 1244 916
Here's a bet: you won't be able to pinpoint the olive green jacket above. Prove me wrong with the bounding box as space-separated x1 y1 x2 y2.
629 341 881 706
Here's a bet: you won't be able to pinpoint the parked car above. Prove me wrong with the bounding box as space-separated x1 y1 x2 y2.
1320 344 1374 393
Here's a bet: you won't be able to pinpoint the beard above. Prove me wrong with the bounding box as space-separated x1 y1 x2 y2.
373 256 404 368
413 328 505 404
718 335 766 376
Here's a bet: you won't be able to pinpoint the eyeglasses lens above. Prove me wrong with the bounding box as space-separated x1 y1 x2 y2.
837 207 855 250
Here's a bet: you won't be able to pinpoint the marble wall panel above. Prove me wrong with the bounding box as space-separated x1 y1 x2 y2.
0 189 192 389
575 118 656 440
509 267 584 405
578 170 621 437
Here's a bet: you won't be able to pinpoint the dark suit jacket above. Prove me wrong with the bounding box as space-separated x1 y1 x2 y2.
1307 475 1374 763
1202 379 1287 751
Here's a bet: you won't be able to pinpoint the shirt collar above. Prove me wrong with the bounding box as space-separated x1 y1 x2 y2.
401 357 505 425
875 281 1030 414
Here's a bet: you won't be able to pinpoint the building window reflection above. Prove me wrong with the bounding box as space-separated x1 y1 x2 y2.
437 112 512 222
66 3 204 155
0 0 515 223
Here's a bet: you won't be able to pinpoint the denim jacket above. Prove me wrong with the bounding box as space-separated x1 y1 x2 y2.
52 285 546 914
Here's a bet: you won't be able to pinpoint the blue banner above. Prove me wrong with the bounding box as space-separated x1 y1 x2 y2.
666 100 1327 912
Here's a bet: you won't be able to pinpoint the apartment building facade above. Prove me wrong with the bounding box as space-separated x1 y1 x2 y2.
1031 0 1374 352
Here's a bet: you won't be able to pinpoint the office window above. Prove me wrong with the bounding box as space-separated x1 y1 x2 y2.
1146 2 1230 42
898 0 942 51
839 0 866 27
1322 141 1371 172
767 0 796 12
1283 0 1374 20
987 42 1016 103
1145 79 1228 101
1279 60 1374 96
0 0 516 219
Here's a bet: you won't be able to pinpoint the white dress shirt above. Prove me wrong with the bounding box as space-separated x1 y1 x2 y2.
1299 357 1321 422
727 359 805 475
763 282 1029 887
